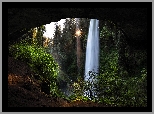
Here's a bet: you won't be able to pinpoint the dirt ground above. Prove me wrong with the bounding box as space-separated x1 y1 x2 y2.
8 56 112 107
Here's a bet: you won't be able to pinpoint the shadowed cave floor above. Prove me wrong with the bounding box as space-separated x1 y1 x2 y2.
8 56 113 107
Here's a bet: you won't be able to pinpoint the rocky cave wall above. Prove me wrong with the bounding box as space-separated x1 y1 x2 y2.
8 8 147 50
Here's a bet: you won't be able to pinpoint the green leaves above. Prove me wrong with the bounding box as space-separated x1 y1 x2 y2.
9 41 60 96
96 68 147 107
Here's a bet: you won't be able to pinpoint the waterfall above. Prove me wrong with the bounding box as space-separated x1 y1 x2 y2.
84 19 99 98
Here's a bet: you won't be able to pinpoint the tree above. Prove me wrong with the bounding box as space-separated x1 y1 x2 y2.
52 23 62 64
16 25 46 47
35 25 46 47
51 18 91 82
76 18 90 78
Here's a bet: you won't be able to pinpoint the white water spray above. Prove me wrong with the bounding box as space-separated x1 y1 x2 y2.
84 19 99 97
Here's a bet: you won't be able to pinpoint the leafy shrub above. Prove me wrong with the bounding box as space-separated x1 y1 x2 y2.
64 74 100 102
9 41 60 96
72 69 146 107
97 44 147 106
94 68 147 107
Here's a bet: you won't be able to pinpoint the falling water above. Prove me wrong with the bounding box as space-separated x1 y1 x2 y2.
84 19 99 98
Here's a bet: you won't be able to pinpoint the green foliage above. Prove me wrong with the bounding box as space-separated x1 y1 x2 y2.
65 76 98 102
9 40 60 96
8 18 147 107
52 18 89 82
68 94 90 102
35 25 46 46
73 69 147 107
55 19 147 107
95 67 147 107
95 20 147 106
100 48 119 74
72 80 84 96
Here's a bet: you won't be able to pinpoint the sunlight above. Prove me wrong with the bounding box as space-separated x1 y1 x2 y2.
75 30 81 36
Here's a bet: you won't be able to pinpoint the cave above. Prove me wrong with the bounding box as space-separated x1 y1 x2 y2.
3 2 151 109
6 7 148 51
